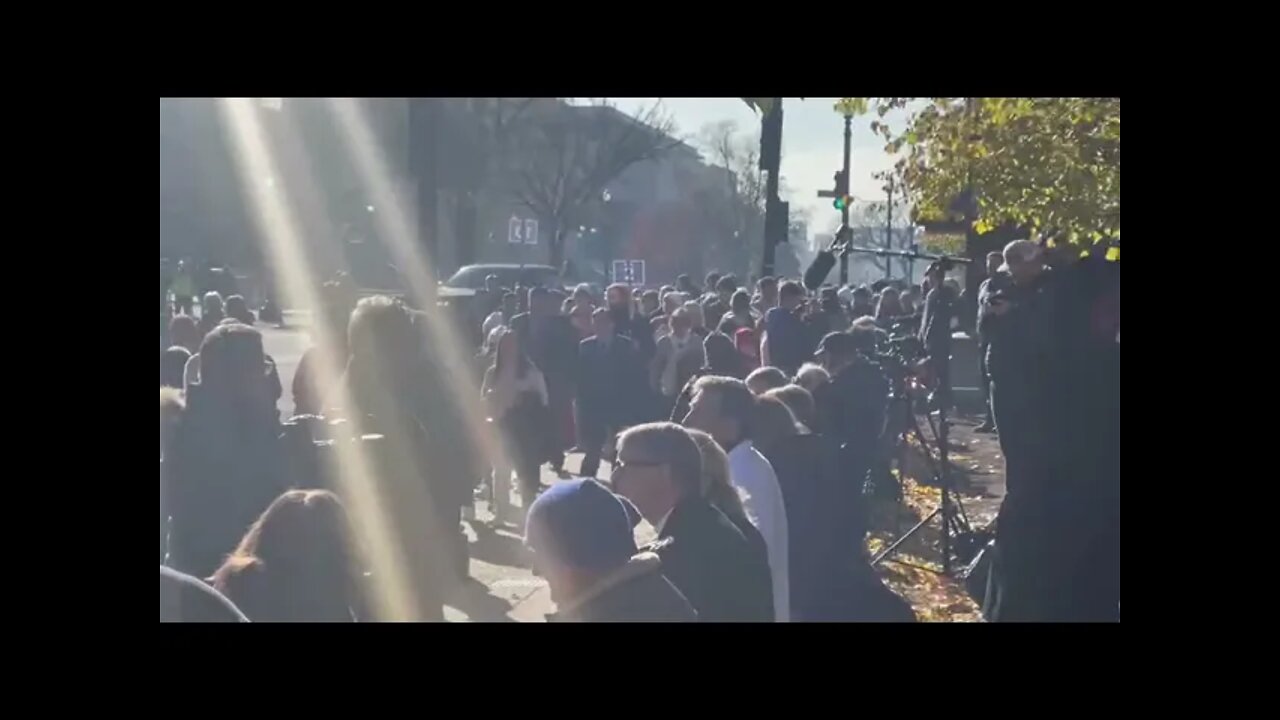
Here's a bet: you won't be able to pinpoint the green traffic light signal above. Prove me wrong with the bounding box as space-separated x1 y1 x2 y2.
833 195 850 211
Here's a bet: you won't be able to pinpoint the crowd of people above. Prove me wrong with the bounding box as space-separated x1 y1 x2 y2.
160 239 1119 623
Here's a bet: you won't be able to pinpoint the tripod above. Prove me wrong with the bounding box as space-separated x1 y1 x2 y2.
871 376 974 576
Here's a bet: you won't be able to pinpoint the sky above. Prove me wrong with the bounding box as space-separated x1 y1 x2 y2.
608 97 911 240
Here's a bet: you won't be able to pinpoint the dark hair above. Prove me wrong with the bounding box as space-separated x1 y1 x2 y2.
705 271 722 288
730 289 751 312
502 292 517 303
212 489 364 622
161 346 192 389
848 324 879 355
225 295 253 324
494 327 533 379
758 276 777 292
199 323 267 390
779 281 804 302
169 314 201 353
716 275 739 293
528 286 549 310
703 332 743 377
875 288 904 320
641 289 660 304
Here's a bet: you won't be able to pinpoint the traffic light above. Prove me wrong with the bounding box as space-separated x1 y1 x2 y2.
817 169 853 211
830 170 851 210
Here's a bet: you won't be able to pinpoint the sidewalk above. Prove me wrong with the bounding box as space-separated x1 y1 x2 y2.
453 421 1007 622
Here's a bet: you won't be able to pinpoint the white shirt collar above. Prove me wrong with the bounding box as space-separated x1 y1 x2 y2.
656 506 674 535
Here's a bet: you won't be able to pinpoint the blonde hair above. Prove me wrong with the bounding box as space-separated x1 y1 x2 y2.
795 362 831 393
685 428 752 525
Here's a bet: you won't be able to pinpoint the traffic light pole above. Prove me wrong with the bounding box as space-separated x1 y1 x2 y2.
884 175 894 280
838 113 852 285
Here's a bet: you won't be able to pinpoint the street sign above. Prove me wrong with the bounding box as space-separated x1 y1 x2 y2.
611 259 646 286
509 216 539 245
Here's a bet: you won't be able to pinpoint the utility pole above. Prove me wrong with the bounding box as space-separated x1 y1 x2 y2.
760 98 784 277
408 98 439 284
884 175 894 280
839 113 853 285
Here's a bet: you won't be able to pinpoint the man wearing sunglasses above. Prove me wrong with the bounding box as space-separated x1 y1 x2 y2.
612 422 774 622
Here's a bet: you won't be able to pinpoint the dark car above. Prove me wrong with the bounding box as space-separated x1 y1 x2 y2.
441 264 563 294
439 264 566 348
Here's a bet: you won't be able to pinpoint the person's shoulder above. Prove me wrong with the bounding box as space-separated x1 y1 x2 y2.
160 565 248 623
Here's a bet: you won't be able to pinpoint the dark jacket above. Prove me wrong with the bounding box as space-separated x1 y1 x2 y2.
813 357 889 459
577 334 645 426
548 553 697 622
976 272 1013 345
160 565 248 623
215 560 368 623
611 307 657 365
643 497 774 622
516 312 579 395
919 285 957 355
338 356 462 621
758 432 864 619
167 385 286 579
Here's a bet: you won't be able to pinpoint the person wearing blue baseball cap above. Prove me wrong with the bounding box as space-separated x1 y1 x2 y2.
524 478 695 622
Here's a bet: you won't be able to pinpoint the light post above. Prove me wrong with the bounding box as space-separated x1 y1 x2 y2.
833 99 861 285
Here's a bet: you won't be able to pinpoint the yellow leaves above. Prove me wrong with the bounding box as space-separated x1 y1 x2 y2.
834 97 869 117
1106 246 1120 261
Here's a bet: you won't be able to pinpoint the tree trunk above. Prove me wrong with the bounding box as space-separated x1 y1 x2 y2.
549 224 565 269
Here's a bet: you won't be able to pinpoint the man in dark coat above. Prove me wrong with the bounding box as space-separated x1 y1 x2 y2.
576 308 645 478
607 283 656 366
515 286 579 472
975 252 1012 433
918 261 957 410
613 422 774 622
812 328 890 491
982 240 1120 622
525 479 696 622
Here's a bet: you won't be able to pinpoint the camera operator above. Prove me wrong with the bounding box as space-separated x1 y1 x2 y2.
918 261 957 411
811 328 890 493
981 239 1122 622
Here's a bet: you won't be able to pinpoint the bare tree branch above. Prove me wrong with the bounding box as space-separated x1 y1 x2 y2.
507 99 681 264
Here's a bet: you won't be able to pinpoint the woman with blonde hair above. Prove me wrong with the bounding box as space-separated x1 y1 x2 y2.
685 428 769 573
212 489 369 622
